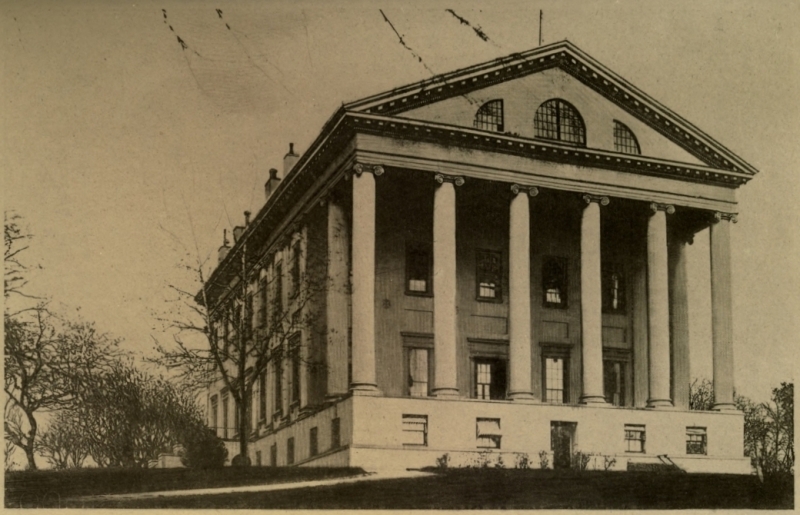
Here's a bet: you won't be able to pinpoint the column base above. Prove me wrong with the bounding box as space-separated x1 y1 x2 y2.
712 402 737 411
508 391 537 403
350 384 381 396
579 395 609 405
432 388 459 399
646 398 674 409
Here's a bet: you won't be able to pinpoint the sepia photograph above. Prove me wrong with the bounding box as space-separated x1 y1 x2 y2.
3 0 796 509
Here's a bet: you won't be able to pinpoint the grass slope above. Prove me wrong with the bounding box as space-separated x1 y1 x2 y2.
50 468 794 510
5 466 364 508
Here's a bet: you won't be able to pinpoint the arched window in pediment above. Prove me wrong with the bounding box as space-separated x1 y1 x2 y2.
613 120 641 155
534 99 586 146
474 99 504 132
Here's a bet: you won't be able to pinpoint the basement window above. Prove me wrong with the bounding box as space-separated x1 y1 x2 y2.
624 424 646 453
476 418 502 449
402 415 428 446
686 427 707 455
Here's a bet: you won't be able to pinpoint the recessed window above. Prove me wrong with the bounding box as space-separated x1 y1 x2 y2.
625 424 646 453
221 390 230 439
543 355 569 404
331 418 341 449
255 450 262 466
686 427 707 455
407 348 431 397
476 249 502 301
310 427 319 456
273 358 283 417
290 239 302 298
542 257 568 308
534 99 586 146
613 120 641 155
476 418 502 449
289 336 301 407
270 443 277 467
273 262 283 323
406 242 432 295
257 277 268 328
287 437 295 465
474 99 504 132
259 372 267 421
473 358 507 400
402 415 428 446
245 293 254 339
210 394 219 437
602 264 626 313
603 353 629 407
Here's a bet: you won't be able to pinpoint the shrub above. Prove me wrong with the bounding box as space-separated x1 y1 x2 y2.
494 455 505 469
180 428 228 469
572 450 592 471
514 453 531 469
537 450 550 470
603 455 617 471
435 453 450 469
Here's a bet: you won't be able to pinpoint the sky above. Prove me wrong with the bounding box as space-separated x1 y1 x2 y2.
2 0 799 402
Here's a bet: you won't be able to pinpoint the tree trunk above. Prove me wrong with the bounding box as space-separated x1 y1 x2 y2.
23 410 38 470
238 397 249 460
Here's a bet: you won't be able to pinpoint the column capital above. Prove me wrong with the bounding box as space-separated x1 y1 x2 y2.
712 211 738 224
434 173 465 186
352 163 384 177
582 193 610 206
510 184 539 197
650 202 675 215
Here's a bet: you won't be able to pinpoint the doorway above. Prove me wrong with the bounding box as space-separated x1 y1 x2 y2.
550 421 577 469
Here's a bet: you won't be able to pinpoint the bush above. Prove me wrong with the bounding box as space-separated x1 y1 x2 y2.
435 453 450 469
537 450 550 470
180 428 227 469
514 453 531 469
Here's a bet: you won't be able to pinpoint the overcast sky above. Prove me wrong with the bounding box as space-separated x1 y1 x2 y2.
3 0 798 401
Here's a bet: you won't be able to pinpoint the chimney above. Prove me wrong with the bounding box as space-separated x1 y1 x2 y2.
233 225 245 243
283 142 299 177
265 168 281 200
218 229 231 264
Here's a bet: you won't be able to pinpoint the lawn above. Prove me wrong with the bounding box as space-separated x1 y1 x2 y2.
32 468 793 510
5 466 365 508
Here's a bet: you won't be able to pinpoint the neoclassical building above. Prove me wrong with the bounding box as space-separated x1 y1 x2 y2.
204 41 755 473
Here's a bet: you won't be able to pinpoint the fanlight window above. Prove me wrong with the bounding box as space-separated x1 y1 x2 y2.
613 121 641 155
474 100 504 132
534 99 586 146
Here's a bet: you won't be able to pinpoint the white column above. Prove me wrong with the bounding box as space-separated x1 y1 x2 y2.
669 234 691 410
508 184 537 402
350 164 382 395
432 173 463 398
579 194 608 404
710 212 737 410
647 203 674 408
326 197 349 399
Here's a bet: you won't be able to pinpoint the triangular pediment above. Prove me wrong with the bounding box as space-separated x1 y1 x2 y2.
345 41 757 176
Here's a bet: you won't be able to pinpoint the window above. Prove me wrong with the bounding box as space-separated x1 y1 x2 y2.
273 262 283 323
406 242 432 295
289 337 301 407
290 239 302 298
613 120 640 155
603 357 627 407
273 358 283 417
534 99 586 146
310 427 319 456
257 277 268 328
270 443 277 467
602 264 626 312
255 451 262 466
259 372 267 421
331 418 341 449
625 424 646 453
221 390 229 439
476 249 502 301
473 358 507 400
476 418 502 449
210 395 219 436
686 427 707 455
407 348 431 397
542 257 568 307
287 437 295 465
474 99 504 132
402 415 428 446
542 347 570 403
244 293 254 339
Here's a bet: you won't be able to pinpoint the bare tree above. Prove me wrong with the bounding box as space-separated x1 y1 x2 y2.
153 215 330 463
4 211 36 304
3 308 120 469
37 411 89 470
